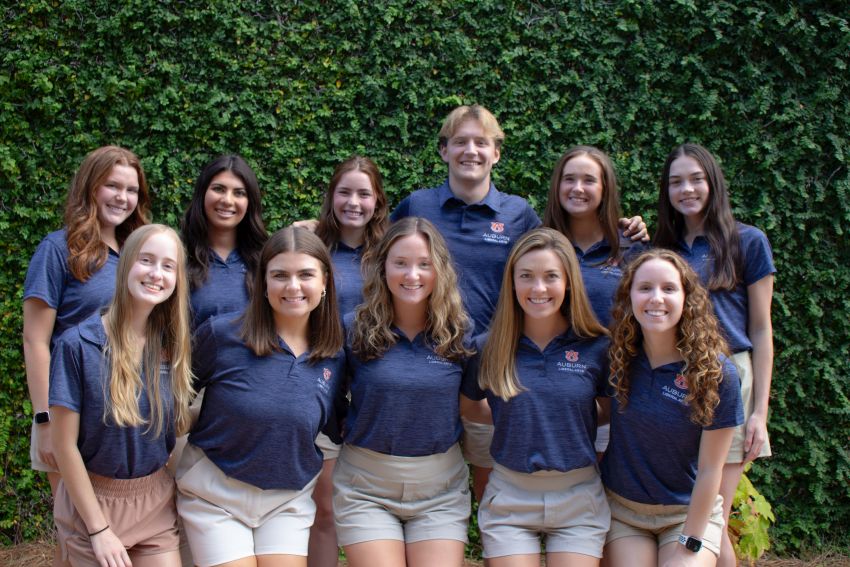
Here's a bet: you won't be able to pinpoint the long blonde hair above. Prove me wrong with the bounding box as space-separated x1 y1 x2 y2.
351 217 473 362
609 249 728 426
480 228 607 400
103 225 194 437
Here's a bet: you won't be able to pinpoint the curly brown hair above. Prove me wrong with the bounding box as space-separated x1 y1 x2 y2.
609 249 730 426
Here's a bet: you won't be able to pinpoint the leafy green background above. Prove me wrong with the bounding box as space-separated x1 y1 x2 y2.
2 0 848 554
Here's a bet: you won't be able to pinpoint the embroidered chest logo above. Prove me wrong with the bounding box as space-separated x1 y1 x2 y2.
661 374 688 404
557 350 588 372
316 368 332 394
482 221 511 245
426 354 453 366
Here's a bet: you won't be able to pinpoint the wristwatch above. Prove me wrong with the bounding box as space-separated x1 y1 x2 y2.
678 534 702 552
34 411 50 424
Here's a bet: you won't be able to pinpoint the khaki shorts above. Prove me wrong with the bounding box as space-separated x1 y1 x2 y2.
460 417 495 468
727 351 772 463
54 467 179 564
606 490 725 556
479 464 610 559
176 443 318 566
332 443 470 546
29 422 58 473
316 431 342 461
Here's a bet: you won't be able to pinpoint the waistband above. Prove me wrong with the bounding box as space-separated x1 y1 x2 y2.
88 467 171 498
341 443 464 482
493 463 598 491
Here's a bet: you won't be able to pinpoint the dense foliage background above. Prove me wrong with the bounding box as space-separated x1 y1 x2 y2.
2 0 848 554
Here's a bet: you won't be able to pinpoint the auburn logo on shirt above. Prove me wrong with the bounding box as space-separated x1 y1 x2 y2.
565 350 579 362
674 374 688 390
490 221 505 233
323 368 332 381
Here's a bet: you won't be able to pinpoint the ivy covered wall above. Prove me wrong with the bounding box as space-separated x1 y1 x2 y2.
2 0 848 552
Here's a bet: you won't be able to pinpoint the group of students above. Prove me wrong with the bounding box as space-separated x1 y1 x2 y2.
22 105 774 567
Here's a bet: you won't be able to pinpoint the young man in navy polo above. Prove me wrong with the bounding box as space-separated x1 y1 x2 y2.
391 104 541 335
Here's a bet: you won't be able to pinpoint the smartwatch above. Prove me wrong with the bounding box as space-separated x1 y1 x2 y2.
34 411 50 425
678 534 702 552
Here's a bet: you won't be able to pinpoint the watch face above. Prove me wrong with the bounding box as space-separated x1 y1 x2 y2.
35 412 50 424
685 537 702 552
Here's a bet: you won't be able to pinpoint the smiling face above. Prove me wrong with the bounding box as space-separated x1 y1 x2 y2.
630 258 685 340
95 164 140 231
668 155 710 221
385 233 436 311
265 252 326 325
513 248 569 326
127 232 179 310
559 154 603 220
332 170 376 234
440 118 500 188
203 170 249 234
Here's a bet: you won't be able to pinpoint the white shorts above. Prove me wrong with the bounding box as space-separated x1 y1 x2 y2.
461 417 495 468
479 464 610 558
332 443 470 546
315 431 341 461
176 443 318 566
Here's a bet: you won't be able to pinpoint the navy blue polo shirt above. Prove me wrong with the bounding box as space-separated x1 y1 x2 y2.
189 314 347 490
49 314 175 479
601 350 744 505
462 330 610 473
674 223 775 353
331 242 365 318
391 181 541 333
344 322 472 457
24 229 119 349
189 249 250 329
575 239 645 326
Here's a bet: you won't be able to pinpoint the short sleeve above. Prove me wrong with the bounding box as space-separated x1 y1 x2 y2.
49 331 84 413
191 319 219 390
24 236 68 309
524 205 542 231
706 358 745 430
390 196 411 222
460 343 486 401
741 226 776 286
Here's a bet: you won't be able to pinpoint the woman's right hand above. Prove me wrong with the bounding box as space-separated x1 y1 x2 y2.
292 218 319 232
35 423 58 470
91 527 132 567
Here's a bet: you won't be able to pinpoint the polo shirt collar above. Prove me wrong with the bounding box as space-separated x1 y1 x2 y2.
79 312 108 348
438 180 502 213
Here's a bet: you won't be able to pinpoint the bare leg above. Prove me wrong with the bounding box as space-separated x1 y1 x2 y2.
308 459 339 567
130 550 183 567
406 539 465 567
344 540 406 567
546 552 599 567
659 541 717 567
717 462 745 567
602 536 656 567
486 554 539 567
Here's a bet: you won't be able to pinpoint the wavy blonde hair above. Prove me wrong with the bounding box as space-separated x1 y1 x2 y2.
65 146 151 281
480 228 608 401
102 225 194 437
609 249 729 426
351 217 473 362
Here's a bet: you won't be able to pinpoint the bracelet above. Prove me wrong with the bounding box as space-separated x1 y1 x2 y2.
88 525 109 538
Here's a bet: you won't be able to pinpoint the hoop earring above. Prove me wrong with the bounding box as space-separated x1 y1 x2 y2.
321 288 327 299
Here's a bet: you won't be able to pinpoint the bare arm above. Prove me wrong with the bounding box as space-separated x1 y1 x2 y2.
745 275 774 463
52 406 133 567
596 396 611 426
673 427 734 564
23 298 58 468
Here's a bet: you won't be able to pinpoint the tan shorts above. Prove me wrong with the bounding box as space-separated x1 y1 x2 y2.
479 464 610 558
461 418 495 468
727 351 772 463
176 443 318 566
315 431 341 461
54 467 179 564
332 443 470 546
605 490 725 556
29 422 58 473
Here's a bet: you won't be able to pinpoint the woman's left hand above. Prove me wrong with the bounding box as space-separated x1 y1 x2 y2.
744 411 768 463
